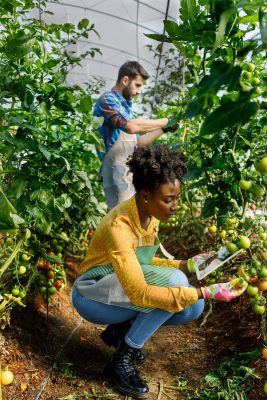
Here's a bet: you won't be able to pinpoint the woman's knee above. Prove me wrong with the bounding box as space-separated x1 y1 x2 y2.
191 298 205 319
168 269 189 287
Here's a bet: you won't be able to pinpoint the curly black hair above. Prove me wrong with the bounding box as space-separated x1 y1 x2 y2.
126 144 188 193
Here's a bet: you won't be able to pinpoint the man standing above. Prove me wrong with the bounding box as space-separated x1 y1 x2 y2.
94 61 175 209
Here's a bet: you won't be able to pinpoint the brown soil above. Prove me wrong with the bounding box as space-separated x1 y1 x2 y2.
1 255 267 400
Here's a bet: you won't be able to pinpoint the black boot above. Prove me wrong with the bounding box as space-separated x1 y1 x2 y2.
100 321 145 364
103 342 149 399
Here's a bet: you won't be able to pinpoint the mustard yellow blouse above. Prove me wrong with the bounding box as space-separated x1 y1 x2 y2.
78 196 198 313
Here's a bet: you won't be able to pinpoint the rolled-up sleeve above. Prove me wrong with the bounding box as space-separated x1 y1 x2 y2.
97 93 131 131
106 219 198 313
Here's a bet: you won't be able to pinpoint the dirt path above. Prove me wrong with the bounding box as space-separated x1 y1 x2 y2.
1 267 267 399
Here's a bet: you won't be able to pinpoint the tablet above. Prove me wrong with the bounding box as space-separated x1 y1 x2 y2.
195 246 243 280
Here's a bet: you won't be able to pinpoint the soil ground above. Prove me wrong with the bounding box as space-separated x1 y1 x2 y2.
1 248 267 400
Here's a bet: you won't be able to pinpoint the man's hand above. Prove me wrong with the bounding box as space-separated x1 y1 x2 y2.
162 116 179 133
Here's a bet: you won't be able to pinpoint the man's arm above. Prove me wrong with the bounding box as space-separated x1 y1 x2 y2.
137 129 164 146
125 117 168 134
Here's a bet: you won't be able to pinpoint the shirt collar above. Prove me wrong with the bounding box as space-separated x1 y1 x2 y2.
128 195 157 237
111 87 133 108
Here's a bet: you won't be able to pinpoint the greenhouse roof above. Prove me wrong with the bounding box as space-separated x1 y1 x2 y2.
39 0 180 90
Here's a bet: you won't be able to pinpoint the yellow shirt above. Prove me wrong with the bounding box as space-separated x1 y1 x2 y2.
78 196 198 313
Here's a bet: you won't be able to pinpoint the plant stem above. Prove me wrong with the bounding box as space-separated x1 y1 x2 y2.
0 237 24 276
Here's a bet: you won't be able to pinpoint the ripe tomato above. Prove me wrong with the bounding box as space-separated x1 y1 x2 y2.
249 276 259 284
48 250 55 255
1 370 14 385
258 281 267 291
263 348 267 360
54 280 62 289
46 270 54 279
37 259 45 269
238 236 251 249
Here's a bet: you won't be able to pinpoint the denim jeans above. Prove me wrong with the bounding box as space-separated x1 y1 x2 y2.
72 269 204 349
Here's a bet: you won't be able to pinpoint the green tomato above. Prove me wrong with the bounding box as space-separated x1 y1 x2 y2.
252 258 261 269
208 225 217 234
249 267 258 277
264 382 267 395
12 288 20 296
247 285 259 296
263 240 267 249
55 245 63 252
239 179 252 191
242 62 255 72
24 228 31 240
253 304 265 315
260 267 267 278
218 230 226 239
251 77 260 86
51 239 58 246
238 235 251 249
21 253 31 261
18 265 27 275
259 232 267 240
252 184 265 197
48 286 57 295
19 290 26 298
243 71 252 79
254 156 267 173
39 286 47 294
226 242 239 254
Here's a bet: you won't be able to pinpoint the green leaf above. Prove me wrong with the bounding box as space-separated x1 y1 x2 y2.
145 33 171 42
39 145 51 161
200 100 259 136
238 13 258 24
163 20 180 37
79 95 92 113
12 177 26 199
9 213 25 225
180 0 199 22
78 18 89 30
259 7 267 47
213 9 234 52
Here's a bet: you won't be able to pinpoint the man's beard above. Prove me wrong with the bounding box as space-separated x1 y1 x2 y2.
122 85 132 100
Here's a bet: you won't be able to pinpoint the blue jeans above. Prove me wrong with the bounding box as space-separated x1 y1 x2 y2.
72 269 204 349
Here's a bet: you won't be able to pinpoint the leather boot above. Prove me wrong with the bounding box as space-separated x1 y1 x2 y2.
103 341 149 399
100 321 145 364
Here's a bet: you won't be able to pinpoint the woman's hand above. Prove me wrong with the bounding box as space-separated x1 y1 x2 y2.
187 251 216 273
200 281 247 302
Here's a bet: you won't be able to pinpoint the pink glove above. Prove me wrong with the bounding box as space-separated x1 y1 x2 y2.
201 281 247 302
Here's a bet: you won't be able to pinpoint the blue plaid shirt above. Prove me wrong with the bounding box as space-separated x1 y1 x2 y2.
94 88 134 158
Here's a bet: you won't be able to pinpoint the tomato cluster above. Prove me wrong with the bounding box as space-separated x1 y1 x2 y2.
37 257 66 303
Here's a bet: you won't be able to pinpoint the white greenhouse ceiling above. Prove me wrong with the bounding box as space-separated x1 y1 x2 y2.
34 0 180 90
